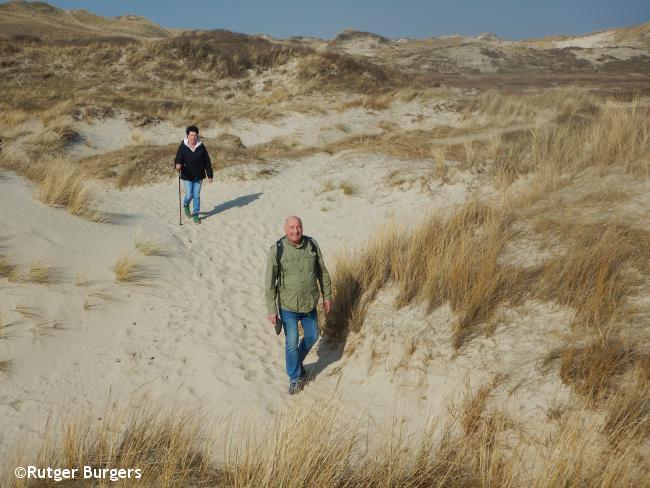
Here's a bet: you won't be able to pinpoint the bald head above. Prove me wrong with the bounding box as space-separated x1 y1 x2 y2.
285 216 302 227
284 216 303 245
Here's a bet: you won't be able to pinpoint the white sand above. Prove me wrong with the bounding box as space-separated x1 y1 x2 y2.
0 140 483 463
553 31 614 49
61 95 464 161
70 112 180 158
0 100 582 470
219 100 463 148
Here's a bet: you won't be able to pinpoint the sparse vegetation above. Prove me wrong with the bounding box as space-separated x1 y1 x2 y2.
1 6 649 485
112 253 151 284
35 161 103 220
539 223 643 329
6 392 649 487
545 337 642 403
296 51 407 94
315 87 650 487
326 96 649 350
0 359 13 375
14 306 42 321
339 181 357 196
31 320 60 338
326 200 522 349
0 257 18 279
0 152 106 222
134 232 168 257
0 313 17 341
27 260 53 284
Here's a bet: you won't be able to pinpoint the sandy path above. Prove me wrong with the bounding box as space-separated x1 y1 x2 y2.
0 115 581 471
1 151 474 464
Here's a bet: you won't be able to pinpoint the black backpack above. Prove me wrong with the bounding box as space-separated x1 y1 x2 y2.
275 236 320 287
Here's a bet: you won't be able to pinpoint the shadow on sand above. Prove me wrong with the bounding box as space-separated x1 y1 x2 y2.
304 326 349 384
200 192 263 220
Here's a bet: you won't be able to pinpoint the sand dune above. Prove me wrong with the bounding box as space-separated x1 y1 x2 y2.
0 142 476 466
1 4 648 484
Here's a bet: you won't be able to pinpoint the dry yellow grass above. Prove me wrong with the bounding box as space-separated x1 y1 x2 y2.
0 256 18 279
4 260 67 286
77 143 176 187
539 223 644 329
6 402 218 488
325 225 400 339
13 306 42 321
0 312 19 341
296 51 405 94
1 29 648 487
112 253 152 284
323 127 459 161
0 154 107 223
339 182 357 196
602 363 650 442
74 274 98 287
0 359 13 375
318 92 650 486
558 338 637 402
323 92 648 186
337 94 393 111
35 160 105 221
130 128 145 145
0 107 30 128
532 410 648 487
30 320 61 338
327 95 650 352
327 201 524 349
431 146 449 183
454 375 507 437
134 234 168 257
27 260 51 284
6 392 647 487
461 89 539 124
39 100 75 125
524 99 650 179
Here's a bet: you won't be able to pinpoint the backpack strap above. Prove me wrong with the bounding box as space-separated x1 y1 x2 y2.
304 235 317 253
304 236 321 275
275 238 284 288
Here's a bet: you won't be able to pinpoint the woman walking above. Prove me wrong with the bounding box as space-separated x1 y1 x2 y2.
174 125 213 224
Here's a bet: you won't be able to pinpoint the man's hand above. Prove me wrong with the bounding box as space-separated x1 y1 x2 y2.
267 313 277 325
323 300 333 314
175 163 181 171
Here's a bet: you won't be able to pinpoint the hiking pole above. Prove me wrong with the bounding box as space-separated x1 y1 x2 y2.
177 171 182 226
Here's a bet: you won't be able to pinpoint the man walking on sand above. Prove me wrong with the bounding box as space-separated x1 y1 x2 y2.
264 216 333 395
175 125 213 224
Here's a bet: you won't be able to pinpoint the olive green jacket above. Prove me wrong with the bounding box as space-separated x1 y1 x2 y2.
264 236 332 315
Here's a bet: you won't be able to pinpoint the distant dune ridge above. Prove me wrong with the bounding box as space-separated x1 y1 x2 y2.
0 2 649 487
0 0 649 74
0 0 173 40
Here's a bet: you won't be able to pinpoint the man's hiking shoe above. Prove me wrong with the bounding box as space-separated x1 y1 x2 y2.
192 214 201 224
288 380 300 395
183 205 191 217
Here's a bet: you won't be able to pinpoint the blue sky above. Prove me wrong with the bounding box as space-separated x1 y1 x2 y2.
11 0 650 40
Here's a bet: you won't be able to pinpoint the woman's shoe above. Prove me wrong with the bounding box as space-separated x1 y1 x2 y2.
192 214 201 224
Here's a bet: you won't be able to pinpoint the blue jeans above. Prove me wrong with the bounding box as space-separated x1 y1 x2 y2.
182 179 202 215
280 308 319 381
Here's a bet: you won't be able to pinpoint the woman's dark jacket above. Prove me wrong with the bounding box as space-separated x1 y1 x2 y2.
174 141 214 181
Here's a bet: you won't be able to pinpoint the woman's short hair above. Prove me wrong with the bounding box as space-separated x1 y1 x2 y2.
186 125 199 135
